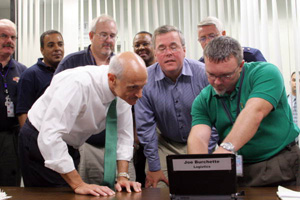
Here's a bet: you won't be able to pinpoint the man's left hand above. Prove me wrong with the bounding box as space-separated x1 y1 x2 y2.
115 177 142 193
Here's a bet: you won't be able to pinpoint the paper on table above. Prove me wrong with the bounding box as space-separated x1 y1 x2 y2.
0 189 11 200
277 186 300 200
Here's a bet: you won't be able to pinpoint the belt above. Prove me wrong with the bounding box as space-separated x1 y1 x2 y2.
284 141 296 150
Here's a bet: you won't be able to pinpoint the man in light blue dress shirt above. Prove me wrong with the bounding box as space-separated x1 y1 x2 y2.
288 72 298 125
135 25 218 188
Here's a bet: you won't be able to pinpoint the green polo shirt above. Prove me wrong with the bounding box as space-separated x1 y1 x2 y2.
191 62 299 163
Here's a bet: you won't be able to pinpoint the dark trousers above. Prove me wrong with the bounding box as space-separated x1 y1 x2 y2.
238 142 300 187
133 145 146 187
0 126 21 186
19 120 80 187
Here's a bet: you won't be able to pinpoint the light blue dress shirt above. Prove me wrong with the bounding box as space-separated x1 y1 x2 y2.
135 58 218 171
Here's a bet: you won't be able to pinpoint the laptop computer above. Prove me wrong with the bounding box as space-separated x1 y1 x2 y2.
167 154 237 200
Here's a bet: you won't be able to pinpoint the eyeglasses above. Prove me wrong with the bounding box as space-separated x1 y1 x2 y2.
0 33 17 41
94 32 117 41
156 44 180 54
206 66 240 81
198 33 219 43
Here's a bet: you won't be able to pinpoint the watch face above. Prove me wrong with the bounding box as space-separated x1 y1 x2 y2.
221 142 235 152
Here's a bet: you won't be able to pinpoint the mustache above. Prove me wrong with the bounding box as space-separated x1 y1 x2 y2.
3 44 14 48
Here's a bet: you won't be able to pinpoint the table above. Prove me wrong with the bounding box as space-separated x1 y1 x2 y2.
1 186 299 199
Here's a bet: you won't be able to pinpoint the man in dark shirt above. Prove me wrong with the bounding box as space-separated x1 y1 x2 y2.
132 31 156 187
133 31 155 66
0 19 27 186
197 16 266 63
17 30 64 127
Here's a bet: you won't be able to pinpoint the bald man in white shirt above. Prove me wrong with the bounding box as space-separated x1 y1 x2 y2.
18 52 147 197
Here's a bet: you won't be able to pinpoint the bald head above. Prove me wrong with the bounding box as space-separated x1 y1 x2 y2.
108 51 148 105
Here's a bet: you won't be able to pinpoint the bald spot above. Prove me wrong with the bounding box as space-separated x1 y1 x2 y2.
117 51 148 81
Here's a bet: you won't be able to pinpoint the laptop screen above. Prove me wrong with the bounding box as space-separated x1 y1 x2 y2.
167 154 237 197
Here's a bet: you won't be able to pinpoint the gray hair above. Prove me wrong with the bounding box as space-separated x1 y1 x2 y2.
152 25 185 48
0 19 16 31
204 36 243 65
89 14 116 32
108 55 124 79
197 16 224 32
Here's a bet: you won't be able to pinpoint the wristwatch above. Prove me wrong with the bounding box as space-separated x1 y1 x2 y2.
220 142 236 154
117 172 130 180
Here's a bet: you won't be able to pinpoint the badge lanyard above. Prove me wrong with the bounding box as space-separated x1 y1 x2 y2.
0 61 15 117
218 67 245 176
219 67 245 125
0 61 11 95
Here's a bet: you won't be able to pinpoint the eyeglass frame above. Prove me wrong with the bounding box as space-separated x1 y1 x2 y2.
0 33 17 41
94 32 118 41
156 43 182 54
206 65 241 81
198 33 219 43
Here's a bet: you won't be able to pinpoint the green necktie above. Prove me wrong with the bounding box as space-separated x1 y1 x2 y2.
102 98 117 189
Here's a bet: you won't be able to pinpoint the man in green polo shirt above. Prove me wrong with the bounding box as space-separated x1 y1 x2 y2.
187 36 300 186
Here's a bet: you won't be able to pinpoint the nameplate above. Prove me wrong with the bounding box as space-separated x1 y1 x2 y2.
172 157 232 171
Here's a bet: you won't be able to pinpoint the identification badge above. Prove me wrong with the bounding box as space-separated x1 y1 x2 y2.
5 96 14 117
236 154 243 177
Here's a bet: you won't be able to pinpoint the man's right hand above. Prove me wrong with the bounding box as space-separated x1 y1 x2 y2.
61 169 115 196
74 182 115 196
145 170 169 188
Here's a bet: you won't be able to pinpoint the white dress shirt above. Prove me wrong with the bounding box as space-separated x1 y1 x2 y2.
28 65 133 174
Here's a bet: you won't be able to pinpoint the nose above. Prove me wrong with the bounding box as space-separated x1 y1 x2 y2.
164 47 173 56
203 39 213 48
214 77 223 85
136 89 143 99
138 45 145 50
6 36 15 43
105 35 114 43
54 44 63 52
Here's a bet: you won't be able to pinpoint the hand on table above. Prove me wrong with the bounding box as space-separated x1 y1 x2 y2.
145 170 169 188
115 177 142 193
74 182 115 196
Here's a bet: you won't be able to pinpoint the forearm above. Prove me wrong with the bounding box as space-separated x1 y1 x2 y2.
18 113 28 128
117 160 129 173
187 124 211 154
60 169 85 190
222 98 272 151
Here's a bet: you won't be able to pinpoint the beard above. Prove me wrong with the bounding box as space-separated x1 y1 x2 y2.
214 88 226 96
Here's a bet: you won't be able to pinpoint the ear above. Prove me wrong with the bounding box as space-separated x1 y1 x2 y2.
89 31 94 41
183 46 186 56
239 60 245 69
108 73 117 85
222 30 226 36
40 47 44 56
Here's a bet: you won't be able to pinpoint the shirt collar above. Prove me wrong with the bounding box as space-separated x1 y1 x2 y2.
37 58 56 73
88 45 115 65
154 58 192 82
98 65 116 104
